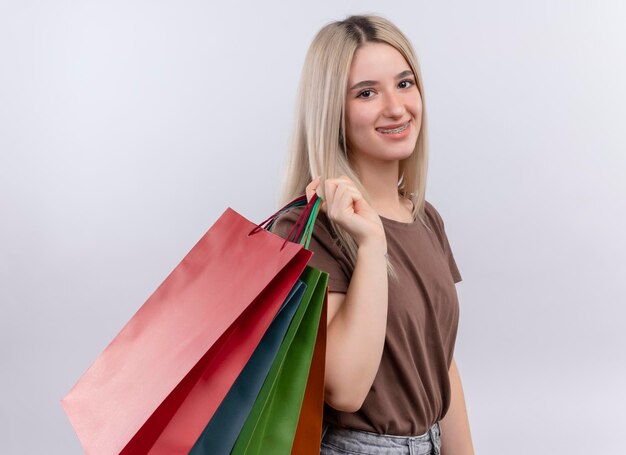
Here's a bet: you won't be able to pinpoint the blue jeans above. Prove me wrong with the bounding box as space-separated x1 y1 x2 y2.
320 421 442 455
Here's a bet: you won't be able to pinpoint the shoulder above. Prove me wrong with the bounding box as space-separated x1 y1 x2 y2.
423 199 451 247
270 204 335 240
424 199 444 230
270 204 353 288
272 205 304 227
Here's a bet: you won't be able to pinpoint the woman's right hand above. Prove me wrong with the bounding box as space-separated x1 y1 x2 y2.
306 176 386 248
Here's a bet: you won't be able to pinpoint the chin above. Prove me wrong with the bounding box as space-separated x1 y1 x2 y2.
389 142 418 160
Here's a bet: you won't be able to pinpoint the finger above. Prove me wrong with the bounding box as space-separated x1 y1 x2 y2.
326 177 359 201
305 176 321 203
325 178 338 213
329 183 355 218
333 184 351 219
327 178 358 198
338 175 354 184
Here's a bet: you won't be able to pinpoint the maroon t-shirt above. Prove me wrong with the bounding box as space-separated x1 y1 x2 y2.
270 200 462 436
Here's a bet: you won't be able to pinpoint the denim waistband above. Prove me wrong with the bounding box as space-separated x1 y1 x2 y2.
321 421 442 455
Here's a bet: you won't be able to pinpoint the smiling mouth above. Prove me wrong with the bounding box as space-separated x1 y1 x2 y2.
376 121 410 134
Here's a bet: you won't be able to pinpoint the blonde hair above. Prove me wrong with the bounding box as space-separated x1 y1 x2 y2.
279 14 431 279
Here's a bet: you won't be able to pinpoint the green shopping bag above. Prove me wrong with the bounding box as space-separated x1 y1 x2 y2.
230 265 328 455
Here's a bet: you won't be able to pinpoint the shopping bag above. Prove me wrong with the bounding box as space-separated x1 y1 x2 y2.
137 196 327 454
61 198 316 455
269 194 328 455
267 194 328 454
290 285 327 455
188 279 307 454
231 265 328 454
190 194 328 455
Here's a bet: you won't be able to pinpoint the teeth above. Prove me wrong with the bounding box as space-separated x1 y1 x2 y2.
378 122 409 134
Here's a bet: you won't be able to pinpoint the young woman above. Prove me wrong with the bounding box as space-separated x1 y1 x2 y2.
271 14 474 455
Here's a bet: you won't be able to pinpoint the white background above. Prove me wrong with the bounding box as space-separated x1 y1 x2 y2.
1 1 625 453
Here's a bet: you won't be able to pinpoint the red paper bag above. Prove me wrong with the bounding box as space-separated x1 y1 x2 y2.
62 206 312 454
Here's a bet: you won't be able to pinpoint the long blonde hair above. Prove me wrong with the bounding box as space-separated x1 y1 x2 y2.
279 14 430 279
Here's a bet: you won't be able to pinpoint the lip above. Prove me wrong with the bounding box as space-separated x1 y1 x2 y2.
376 120 411 130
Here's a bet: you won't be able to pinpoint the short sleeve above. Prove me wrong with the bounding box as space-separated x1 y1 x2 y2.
269 206 352 293
425 201 463 283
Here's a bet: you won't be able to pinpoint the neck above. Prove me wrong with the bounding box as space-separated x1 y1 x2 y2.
351 154 405 215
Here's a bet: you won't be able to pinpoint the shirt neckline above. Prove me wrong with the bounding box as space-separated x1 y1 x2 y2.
379 213 419 228
378 198 418 228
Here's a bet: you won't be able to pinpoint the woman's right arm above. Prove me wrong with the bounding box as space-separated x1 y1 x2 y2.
306 176 389 413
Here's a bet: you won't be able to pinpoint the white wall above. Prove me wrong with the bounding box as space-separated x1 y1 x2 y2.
1 1 624 453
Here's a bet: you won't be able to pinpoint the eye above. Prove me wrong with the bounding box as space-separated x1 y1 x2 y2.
357 89 374 99
399 79 415 89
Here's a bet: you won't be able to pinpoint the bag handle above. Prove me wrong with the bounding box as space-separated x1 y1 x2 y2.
248 194 322 250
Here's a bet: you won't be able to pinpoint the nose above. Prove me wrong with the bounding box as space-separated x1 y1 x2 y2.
382 90 406 118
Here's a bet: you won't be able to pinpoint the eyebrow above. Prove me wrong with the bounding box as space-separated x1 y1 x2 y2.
349 70 415 91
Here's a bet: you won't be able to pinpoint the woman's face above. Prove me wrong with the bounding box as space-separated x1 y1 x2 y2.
344 42 422 165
